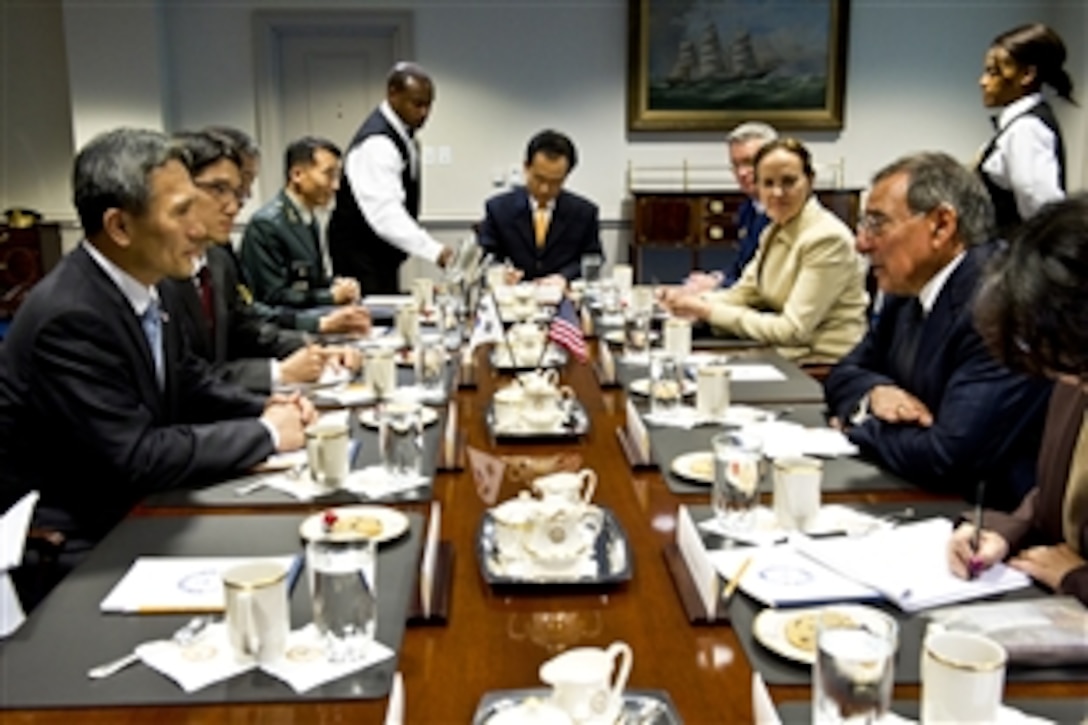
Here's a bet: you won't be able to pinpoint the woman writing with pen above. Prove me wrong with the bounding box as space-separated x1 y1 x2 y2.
948 196 1088 604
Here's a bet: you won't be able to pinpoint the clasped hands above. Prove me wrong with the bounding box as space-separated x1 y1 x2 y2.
261 391 317 451
948 523 1085 591
279 344 362 385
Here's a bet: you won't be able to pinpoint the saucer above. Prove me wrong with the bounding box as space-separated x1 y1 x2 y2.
670 451 714 485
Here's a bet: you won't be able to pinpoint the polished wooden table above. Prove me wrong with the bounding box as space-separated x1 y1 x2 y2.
5 350 1087 724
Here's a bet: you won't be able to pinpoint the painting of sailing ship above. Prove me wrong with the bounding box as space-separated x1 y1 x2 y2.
628 0 850 131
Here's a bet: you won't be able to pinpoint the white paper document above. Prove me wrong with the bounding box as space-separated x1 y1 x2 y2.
363 295 413 308
708 543 880 608
100 556 297 613
743 421 859 459
795 518 1031 613
726 363 788 382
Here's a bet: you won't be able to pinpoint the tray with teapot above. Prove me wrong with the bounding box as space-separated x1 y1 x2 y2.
476 470 632 585
486 370 589 440
473 689 680 725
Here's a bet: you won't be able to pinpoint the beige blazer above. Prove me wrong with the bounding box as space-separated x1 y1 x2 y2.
705 197 868 363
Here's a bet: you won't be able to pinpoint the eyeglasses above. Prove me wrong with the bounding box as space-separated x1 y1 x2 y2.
857 210 926 236
195 179 246 205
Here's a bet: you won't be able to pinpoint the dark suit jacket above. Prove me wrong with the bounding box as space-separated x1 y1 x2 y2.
159 245 304 393
0 245 275 543
478 188 602 281
824 242 1052 510
239 191 335 308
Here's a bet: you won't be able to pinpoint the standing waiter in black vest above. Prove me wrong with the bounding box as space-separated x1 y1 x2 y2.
328 62 454 295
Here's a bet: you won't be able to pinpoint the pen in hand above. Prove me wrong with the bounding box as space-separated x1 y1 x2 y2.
968 481 985 580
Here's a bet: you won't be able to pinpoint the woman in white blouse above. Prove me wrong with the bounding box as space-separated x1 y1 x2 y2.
978 23 1074 234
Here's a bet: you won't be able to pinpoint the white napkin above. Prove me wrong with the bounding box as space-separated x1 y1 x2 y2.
742 421 858 459
642 405 715 429
256 449 307 472
389 384 445 404
137 622 254 693
751 673 781 725
698 505 890 547
1 491 39 638
320 383 376 407
260 624 395 694
249 473 329 501
343 466 430 500
872 706 1053 725
599 313 625 327
317 365 353 386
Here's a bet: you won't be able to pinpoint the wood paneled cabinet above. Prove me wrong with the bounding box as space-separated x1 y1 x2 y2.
630 190 862 283
0 223 62 319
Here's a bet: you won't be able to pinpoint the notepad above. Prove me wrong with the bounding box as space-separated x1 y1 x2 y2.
726 364 788 382
100 556 297 613
794 518 1031 613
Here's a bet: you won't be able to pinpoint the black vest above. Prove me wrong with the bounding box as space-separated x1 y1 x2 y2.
978 100 1066 235
327 109 420 290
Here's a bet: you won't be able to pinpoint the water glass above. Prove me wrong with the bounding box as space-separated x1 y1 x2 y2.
306 536 377 662
599 279 620 313
580 253 603 284
379 401 424 480
623 311 653 361
813 611 897 724
414 333 447 398
649 351 684 418
711 431 764 531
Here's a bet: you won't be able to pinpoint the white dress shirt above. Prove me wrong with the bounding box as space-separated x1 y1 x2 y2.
343 101 443 264
980 93 1065 220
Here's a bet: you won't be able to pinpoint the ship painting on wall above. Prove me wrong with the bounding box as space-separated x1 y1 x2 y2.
628 0 850 131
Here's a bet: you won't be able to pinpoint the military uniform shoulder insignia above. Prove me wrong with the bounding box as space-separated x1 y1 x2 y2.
237 284 254 306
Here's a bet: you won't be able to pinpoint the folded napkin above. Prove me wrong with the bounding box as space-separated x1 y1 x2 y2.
388 384 446 405
249 472 329 501
698 505 890 546
741 421 858 459
642 405 715 429
137 622 254 693
260 624 395 694
317 365 353 386
255 449 307 473
343 465 430 500
598 313 625 327
319 383 376 407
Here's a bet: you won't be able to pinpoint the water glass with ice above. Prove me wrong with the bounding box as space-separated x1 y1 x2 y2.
648 351 683 418
813 611 897 724
710 431 764 532
305 535 378 663
379 401 424 481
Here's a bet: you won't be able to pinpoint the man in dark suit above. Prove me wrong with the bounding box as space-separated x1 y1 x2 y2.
478 130 602 285
824 152 1051 510
0 128 313 566
328 62 454 295
161 131 359 393
240 136 362 309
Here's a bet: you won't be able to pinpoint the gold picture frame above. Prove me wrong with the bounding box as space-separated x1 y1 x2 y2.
628 0 851 132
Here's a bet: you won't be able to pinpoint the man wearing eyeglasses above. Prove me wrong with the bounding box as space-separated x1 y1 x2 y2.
160 131 359 393
240 137 361 309
824 152 1051 511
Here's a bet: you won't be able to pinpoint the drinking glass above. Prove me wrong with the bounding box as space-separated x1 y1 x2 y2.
580 253 603 285
623 310 653 361
414 333 447 400
599 279 620 314
710 431 764 532
379 400 424 481
813 611 898 724
648 351 684 418
306 536 377 663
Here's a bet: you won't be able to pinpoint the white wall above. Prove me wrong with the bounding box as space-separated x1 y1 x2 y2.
2 0 1081 242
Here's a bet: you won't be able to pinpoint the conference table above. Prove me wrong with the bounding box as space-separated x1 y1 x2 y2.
3 343 1086 724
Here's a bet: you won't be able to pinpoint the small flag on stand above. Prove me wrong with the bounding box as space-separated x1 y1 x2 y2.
547 297 588 362
467 294 503 354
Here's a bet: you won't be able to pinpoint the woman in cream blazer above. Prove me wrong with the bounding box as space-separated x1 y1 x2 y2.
661 138 868 363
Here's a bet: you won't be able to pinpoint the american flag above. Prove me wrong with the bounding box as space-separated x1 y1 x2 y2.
547 297 588 362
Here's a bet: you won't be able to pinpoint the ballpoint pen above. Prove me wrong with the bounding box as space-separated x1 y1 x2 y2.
968 480 985 580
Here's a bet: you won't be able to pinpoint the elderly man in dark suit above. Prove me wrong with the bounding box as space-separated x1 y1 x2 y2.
0 129 313 578
825 152 1051 511
160 131 359 393
240 136 361 309
478 129 602 286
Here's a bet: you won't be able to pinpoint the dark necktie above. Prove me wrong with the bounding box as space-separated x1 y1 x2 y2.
989 115 1000 132
196 266 216 338
140 300 164 389
889 298 924 384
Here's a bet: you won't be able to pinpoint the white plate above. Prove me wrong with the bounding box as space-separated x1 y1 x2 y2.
299 505 410 545
602 329 660 345
357 406 440 429
628 377 696 398
721 405 775 427
670 451 714 485
752 604 895 666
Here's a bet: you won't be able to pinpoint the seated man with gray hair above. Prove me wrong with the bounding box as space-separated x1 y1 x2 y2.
824 152 1051 510
685 121 777 291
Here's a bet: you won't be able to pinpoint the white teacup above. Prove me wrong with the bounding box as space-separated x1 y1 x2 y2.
771 456 822 531
493 384 526 431
532 469 597 506
305 420 350 487
524 500 602 565
696 364 731 419
396 303 420 347
611 264 633 294
663 317 692 359
411 277 434 311
490 493 536 556
922 628 1007 723
539 641 633 724
222 561 289 664
520 406 567 433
